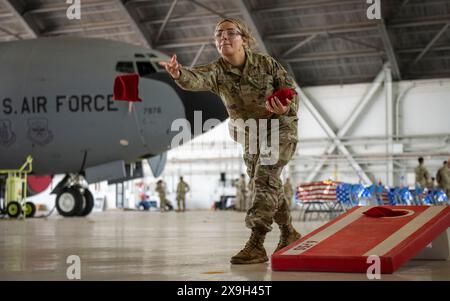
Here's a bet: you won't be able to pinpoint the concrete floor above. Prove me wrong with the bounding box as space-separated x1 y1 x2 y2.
0 210 449 281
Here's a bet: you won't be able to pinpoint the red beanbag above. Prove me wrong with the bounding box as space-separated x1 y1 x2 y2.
113 73 142 102
363 206 409 218
266 88 297 106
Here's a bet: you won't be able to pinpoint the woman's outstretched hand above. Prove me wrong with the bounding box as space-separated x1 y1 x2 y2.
159 54 182 79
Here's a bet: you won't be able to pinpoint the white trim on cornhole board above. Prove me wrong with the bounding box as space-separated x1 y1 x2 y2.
283 206 448 258
283 206 369 256
364 206 447 256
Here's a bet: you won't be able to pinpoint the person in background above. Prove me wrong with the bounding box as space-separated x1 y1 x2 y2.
156 180 168 212
436 161 450 197
236 174 247 212
283 178 294 209
428 177 437 190
415 157 430 189
176 176 190 212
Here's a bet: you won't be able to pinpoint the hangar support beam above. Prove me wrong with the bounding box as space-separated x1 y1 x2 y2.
3 0 39 38
115 0 153 48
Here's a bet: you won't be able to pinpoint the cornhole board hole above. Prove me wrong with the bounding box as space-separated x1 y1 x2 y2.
272 206 450 274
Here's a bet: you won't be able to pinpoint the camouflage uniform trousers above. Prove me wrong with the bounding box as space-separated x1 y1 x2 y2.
177 194 186 211
244 142 297 233
239 189 247 211
246 181 253 210
159 193 167 211
284 191 294 209
236 189 247 211
235 189 242 210
440 186 450 199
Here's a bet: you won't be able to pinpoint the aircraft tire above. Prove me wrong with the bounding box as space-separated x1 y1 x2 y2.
78 188 94 217
56 187 83 217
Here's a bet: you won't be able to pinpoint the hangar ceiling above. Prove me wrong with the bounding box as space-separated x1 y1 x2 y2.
0 0 449 87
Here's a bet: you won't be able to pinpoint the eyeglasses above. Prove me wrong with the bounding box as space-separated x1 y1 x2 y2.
214 29 242 40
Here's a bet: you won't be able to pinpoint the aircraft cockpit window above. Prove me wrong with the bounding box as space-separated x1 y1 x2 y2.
116 61 135 73
147 53 157 58
134 53 145 58
153 62 164 71
137 62 156 76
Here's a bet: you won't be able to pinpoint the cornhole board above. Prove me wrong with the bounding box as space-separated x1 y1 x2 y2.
272 206 450 273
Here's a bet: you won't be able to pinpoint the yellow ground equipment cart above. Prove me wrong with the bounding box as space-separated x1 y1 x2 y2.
0 156 36 218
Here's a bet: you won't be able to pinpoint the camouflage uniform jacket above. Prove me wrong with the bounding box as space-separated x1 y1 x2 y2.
174 48 299 144
176 180 190 195
415 164 430 188
237 177 247 192
283 181 294 197
155 183 166 195
436 166 450 187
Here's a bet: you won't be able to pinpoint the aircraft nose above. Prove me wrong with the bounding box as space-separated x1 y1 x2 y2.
142 73 229 137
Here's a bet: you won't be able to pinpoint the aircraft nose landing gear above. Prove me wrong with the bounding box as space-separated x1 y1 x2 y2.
53 175 94 217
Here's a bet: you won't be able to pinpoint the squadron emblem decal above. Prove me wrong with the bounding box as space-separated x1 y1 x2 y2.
27 118 54 146
0 119 16 147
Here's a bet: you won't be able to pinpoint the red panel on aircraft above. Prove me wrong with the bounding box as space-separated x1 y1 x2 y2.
271 206 450 273
27 175 53 194
113 73 142 102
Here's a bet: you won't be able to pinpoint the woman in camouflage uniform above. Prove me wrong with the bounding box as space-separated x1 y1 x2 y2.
160 18 301 264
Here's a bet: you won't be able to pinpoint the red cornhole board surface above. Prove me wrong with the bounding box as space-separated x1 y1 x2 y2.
272 206 450 274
